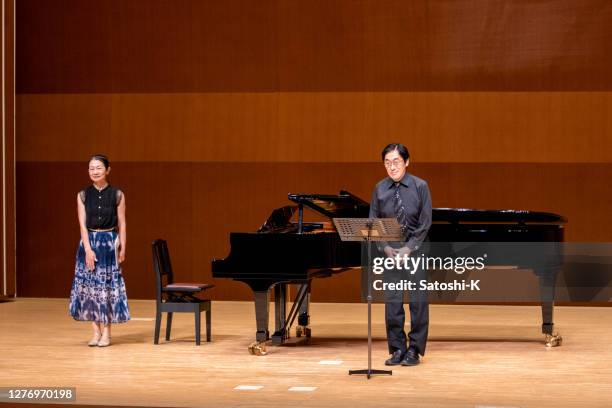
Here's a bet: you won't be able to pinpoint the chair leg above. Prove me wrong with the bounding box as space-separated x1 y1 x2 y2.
165 312 173 341
195 310 201 346
154 310 162 345
206 307 212 342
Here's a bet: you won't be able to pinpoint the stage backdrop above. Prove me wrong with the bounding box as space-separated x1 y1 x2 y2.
16 0 612 301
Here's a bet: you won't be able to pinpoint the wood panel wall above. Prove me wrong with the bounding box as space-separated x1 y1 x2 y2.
2 0 15 297
15 0 612 301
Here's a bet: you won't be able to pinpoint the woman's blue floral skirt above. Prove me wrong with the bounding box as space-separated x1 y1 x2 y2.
69 231 130 324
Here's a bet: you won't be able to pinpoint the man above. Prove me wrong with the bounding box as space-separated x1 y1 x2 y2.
369 143 432 366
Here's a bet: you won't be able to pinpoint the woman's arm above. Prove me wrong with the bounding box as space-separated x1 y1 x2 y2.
117 193 126 263
77 193 96 270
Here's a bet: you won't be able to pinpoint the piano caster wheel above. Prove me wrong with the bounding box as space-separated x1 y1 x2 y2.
545 333 562 347
248 341 268 356
304 327 311 338
296 326 303 338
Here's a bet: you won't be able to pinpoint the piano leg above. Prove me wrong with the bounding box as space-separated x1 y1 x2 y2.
248 290 271 356
254 290 270 342
296 286 311 338
541 301 554 334
272 284 288 345
539 272 562 347
541 302 561 346
248 281 313 351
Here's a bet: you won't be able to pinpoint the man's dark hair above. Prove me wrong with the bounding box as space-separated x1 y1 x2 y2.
381 143 410 162
89 154 110 169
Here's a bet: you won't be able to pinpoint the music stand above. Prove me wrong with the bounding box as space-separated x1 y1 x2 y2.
333 218 402 379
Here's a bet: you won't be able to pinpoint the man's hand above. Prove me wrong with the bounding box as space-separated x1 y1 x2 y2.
383 246 398 258
397 246 412 257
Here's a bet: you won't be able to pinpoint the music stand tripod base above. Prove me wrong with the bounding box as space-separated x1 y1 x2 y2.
349 368 392 379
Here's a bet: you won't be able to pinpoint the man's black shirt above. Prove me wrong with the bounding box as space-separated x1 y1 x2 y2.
369 172 432 251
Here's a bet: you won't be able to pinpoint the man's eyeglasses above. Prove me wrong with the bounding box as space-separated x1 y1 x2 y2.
384 159 404 169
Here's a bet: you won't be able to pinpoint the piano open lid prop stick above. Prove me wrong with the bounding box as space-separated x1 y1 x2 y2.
212 191 566 355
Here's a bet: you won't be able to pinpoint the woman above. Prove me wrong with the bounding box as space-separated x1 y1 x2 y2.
69 154 130 347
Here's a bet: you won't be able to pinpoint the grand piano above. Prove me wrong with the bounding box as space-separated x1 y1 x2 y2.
212 190 566 355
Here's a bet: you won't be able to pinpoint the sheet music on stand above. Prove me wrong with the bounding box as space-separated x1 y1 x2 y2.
333 217 402 379
333 218 402 242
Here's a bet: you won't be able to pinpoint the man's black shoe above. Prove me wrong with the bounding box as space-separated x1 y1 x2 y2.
384 349 405 366
400 348 420 366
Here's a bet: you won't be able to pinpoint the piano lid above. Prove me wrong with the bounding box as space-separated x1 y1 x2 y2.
288 190 370 219
432 208 567 224
258 205 296 232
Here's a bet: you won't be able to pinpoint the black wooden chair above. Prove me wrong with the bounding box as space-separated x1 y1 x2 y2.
152 239 214 345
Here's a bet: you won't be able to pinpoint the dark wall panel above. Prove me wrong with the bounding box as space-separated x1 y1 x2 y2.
16 162 612 300
0 125 3 296
17 0 612 93
4 0 16 296
17 0 278 93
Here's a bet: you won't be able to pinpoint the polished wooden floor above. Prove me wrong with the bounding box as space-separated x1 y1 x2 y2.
1 298 611 408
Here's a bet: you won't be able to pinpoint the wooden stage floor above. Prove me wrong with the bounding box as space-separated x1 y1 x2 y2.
1 298 611 408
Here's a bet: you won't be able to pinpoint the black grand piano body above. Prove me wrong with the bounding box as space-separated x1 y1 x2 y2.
212 190 566 345
212 191 368 344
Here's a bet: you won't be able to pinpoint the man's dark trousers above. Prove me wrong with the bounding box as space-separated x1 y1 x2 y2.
384 262 429 355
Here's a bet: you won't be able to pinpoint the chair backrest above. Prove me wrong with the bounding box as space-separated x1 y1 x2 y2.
152 239 174 303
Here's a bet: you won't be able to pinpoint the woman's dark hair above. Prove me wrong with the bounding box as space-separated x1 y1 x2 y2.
381 143 410 162
89 154 110 169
